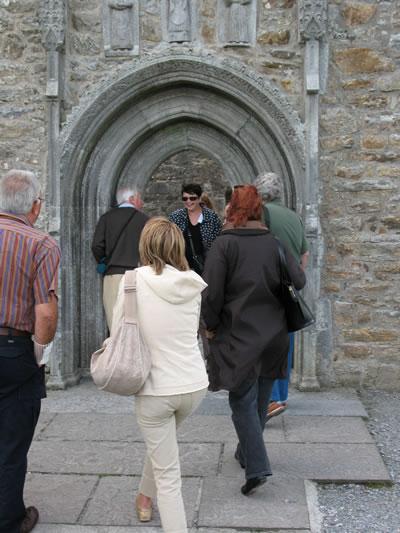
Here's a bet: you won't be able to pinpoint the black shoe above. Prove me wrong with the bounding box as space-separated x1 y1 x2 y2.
20 506 39 533
241 476 267 495
234 450 245 469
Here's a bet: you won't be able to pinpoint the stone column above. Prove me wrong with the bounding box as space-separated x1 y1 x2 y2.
39 0 74 388
297 0 328 391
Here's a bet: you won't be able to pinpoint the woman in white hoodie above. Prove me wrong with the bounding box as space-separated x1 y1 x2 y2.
112 217 209 533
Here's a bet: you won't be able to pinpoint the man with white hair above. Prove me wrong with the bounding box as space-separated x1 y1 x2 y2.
91 186 149 330
0 169 61 533
254 172 309 420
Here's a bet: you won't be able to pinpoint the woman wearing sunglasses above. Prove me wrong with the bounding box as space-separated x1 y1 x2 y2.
168 184 222 276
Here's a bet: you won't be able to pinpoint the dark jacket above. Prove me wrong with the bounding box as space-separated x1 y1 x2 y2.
91 207 149 275
201 224 306 392
168 207 222 250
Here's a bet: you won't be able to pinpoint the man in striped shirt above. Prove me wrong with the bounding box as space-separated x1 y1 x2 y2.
0 170 61 533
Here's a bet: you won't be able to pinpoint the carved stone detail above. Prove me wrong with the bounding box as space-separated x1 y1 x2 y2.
298 0 328 42
218 0 256 47
161 0 195 43
39 0 66 51
102 0 139 57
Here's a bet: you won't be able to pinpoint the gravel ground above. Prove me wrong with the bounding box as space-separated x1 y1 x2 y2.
318 390 400 533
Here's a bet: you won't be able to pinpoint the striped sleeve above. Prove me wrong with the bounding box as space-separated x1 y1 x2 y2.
33 239 61 304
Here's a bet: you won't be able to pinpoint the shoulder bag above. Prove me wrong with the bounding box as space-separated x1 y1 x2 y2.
90 269 151 395
186 226 205 275
96 210 137 274
276 240 315 333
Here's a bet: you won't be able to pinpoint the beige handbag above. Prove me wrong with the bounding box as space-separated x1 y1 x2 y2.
90 269 151 396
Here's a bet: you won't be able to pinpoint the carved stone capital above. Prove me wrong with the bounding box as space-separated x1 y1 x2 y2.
298 0 328 42
39 0 66 51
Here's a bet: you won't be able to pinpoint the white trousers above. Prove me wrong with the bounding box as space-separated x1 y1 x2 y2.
102 274 123 330
135 388 207 533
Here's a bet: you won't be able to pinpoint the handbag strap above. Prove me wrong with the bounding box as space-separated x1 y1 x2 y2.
105 209 137 265
275 239 291 287
186 226 198 259
123 269 138 323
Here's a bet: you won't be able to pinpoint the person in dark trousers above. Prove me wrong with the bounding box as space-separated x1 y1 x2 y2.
201 185 305 496
168 183 222 276
91 186 149 330
0 170 61 533
254 172 309 420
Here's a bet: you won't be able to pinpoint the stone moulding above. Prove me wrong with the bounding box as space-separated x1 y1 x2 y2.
39 0 66 51
56 51 307 382
61 50 305 168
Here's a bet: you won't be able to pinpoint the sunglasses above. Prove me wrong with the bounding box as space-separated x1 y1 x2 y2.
182 195 199 202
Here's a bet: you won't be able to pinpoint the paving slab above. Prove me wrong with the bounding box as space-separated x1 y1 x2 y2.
24 473 98 523
285 397 368 418
221 442 391 482
198 475 309 529
35 527 163 532
283 416 374 443
81 476 199 527
179 415 284 443
29 441 221 476
38 413 142 442
34 412 57 437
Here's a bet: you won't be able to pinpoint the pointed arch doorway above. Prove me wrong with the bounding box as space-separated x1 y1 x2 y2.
54 53 316 389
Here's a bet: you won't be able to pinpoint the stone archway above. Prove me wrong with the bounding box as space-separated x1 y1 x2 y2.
53 52 308 387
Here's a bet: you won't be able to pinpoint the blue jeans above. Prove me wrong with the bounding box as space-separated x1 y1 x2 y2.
271 332 294 403
229 376 274 480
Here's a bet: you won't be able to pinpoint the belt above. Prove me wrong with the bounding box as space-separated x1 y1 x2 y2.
0 327 31 337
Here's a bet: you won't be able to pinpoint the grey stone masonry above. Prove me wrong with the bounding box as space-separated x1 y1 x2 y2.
1 0 400 389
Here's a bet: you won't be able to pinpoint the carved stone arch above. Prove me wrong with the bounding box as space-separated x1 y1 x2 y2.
55 52 306 386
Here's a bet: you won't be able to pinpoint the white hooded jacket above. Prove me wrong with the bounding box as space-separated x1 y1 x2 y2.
112 265 209 396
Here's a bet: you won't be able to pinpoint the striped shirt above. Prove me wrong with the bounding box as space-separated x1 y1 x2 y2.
0 212 61 333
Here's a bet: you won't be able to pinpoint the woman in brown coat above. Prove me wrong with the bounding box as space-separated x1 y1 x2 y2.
201 185 306 496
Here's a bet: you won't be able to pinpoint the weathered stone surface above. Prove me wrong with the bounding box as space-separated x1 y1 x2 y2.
361 135 387 150
81 476 199 527
28 441 221 476
222 442 390 482
199 474 309 529
24 474 98 524
343 328 397 343
284 416 373 443
334 48 395 74
342 78 372 90
341 3 377 26
258 30 290 45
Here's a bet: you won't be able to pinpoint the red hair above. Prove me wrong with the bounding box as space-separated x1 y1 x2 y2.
226 185 262 227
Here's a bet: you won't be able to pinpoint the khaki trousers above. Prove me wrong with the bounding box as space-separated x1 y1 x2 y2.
103 274 123 330
136 388 207 533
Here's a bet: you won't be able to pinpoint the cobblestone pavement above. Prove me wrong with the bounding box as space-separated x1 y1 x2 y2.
28 381 391 532
318 390 400 533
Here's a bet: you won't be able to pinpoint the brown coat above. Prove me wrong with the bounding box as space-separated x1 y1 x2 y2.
201 223 306 392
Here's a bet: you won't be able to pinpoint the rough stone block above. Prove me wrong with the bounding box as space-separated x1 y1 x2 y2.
341 3 377 26
198 475 309 529
334 48 394 74
24 473 98 524
81 475 199 527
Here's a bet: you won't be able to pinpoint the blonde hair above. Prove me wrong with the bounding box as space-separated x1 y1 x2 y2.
139 217 189 275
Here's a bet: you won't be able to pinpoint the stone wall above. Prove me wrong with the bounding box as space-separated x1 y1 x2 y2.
1 0 399 389
320 0 400 388
0 0 47 182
